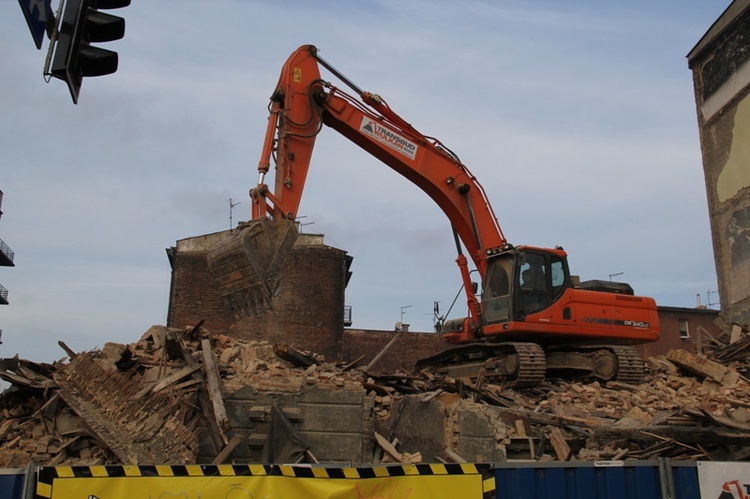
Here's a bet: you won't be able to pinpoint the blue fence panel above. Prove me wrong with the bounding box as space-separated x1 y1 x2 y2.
671 463 700 499
495 462 663 499
0 468 27 499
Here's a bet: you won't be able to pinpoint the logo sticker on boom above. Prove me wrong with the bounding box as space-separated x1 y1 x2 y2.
360 117 418 160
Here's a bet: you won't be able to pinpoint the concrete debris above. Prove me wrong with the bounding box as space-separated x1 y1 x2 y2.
2 323 750 467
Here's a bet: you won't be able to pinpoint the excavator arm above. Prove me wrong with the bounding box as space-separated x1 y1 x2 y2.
255 45 507 271
210 45 508 321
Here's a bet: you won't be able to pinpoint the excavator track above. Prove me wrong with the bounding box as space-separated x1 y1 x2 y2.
416 343 645 388
511 342 548 388
545 344 645 384
608 345 645 384
415 342 546 388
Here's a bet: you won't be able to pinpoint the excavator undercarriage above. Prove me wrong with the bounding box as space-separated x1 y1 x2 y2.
415 343 644 388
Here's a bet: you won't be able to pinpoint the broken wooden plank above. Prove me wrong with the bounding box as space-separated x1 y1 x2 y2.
341 355 366 372
731 325 744 344
274 343 320 368
186 320 206 341
593 425 750 445
212 433 244 465
445 448 466 463
134 364 201 399
549 427 571 461
365 332 402 372
201 339 229 441
179 339 226 452
421 389 443 403
374 431 404 463
701 409 750 431
472 368 486 402
57 341 78 360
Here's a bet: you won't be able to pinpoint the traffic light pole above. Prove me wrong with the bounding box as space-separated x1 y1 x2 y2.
42 0 65 80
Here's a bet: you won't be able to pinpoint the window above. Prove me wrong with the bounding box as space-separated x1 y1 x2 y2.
483 256 513 323
550 256 566 298
679 319 690 339
518 252 549 314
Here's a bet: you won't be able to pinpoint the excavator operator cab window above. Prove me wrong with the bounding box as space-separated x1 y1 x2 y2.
482 255 513 324
550 257 566 296
516 251 568 316
518 252 550 315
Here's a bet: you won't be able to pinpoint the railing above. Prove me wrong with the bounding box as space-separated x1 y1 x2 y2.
0 239 13 264
344 305 352 326
0 283 8 304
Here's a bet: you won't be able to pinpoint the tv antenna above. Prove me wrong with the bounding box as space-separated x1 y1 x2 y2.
400 305 413 323
706 289 718 309
228 198 241 230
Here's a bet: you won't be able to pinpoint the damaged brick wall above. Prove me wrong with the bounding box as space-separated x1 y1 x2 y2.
689 5 750 324
167 231 348 360
168 245 233 332
340 329 447 373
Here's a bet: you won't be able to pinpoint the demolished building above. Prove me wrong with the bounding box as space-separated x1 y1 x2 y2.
2 322 750 468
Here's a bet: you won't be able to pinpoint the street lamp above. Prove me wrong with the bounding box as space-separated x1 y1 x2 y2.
609 272 624 282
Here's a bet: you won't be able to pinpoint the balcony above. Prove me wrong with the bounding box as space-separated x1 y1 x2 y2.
0 239 14 267
344 305 352 327
0 284 7 305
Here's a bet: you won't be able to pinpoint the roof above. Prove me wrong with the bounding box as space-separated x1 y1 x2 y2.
657 305 720 316
688 0 750 65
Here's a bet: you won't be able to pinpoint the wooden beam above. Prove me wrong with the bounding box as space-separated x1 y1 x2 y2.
212 433 244 464
134 364 201 400
179 340 226 452
374 431 404 463
202 339 229 444
549 427 571 461
365 332 402 372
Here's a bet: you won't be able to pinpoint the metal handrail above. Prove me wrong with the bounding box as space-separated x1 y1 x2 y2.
0 239 14 263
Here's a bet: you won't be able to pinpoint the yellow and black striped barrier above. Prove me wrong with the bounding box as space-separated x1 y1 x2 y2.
37 463 495 498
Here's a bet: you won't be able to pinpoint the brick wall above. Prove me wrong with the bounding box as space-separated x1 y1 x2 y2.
167 230 347 360
166 231 236 333
635 306 721 359
340 329 447 373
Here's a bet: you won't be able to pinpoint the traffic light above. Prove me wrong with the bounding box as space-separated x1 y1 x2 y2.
50 0 130 104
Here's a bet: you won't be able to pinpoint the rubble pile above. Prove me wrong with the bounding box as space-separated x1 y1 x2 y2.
1 322 750 467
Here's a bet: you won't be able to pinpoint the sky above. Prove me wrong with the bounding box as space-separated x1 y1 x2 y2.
0 1 729 364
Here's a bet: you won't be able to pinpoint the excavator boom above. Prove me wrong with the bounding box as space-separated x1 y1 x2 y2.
209 44 507 318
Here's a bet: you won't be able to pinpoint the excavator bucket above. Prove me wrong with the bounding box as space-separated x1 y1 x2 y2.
207 218 298 317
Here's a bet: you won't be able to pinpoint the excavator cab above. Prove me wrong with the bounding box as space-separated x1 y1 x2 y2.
481 246 570 326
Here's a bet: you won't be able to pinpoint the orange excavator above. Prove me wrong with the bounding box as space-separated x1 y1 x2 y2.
207 45 659 386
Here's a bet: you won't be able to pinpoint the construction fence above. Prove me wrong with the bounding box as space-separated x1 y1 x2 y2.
3 459 748 499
